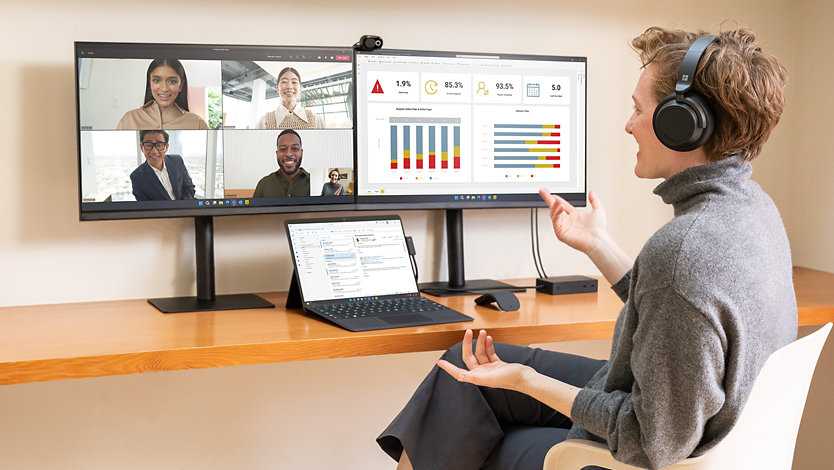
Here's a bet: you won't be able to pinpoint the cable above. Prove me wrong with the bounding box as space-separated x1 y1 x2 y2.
531 208 549 278
534 207 548 278
410 255 419 283
531 209 543 278
405 236 419 282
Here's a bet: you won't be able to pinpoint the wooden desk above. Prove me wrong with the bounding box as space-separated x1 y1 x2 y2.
1 267 832 386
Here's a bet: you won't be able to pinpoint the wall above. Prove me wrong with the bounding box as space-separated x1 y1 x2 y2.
0 1 830 469
782 2 834 467
782 1 834 271
0 0 810 309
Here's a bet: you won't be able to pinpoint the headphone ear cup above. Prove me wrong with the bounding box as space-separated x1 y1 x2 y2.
653 92 715 152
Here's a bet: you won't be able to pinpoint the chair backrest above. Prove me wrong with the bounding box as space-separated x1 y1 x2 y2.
543 324 832 470
675 323 832 469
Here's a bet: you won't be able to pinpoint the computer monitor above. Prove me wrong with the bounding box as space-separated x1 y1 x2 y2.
75 42 356 311
354 48 587 294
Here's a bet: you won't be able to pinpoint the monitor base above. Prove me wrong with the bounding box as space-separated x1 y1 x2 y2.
149 294 274 314
418 279 525 297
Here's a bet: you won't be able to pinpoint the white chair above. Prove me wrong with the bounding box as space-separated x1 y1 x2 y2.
543 323 832 470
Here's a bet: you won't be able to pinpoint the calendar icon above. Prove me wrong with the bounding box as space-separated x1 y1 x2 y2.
526 83 540 97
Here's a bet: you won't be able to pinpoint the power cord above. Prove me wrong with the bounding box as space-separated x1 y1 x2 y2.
408 211 548 292
405 236 418 282
531 208 548 278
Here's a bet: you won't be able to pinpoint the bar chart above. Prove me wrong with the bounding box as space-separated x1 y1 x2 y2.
389 117 461 171
492 124 561 169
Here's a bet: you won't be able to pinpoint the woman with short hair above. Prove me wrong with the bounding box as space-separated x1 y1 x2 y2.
378 26 796 470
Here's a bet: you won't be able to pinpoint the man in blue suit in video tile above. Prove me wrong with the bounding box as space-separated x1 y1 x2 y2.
130 129 196 201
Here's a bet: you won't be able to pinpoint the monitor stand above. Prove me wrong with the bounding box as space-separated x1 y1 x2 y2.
148 216 275 313
418 209 525 297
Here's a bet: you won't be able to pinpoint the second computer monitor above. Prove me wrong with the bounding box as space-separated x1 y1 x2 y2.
354 49 587 209
76 42 355 220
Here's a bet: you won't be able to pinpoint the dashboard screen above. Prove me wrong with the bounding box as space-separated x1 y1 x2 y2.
355 49 586 208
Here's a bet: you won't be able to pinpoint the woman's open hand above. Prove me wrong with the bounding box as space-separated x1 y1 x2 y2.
437 330 533 392
538 188 608 255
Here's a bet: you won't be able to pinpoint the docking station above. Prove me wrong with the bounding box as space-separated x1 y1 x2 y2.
536 275 598 295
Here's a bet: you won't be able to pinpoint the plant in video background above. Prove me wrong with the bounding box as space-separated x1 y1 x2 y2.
207 87 222 129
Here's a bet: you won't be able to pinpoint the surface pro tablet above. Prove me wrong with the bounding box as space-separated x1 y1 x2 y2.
285 215 473 331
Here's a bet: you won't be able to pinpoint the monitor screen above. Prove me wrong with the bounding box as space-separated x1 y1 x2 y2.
76 42 355 220
354 49 586 209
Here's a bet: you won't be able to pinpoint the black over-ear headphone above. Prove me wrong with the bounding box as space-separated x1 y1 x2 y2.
652 35 716 152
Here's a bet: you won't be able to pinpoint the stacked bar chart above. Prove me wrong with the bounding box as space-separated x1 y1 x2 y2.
416 126 423 169
429 126 435 169
454 126 461 170
493 124 561 169
389 117 462 171
441 126 448 169
390 125 397 169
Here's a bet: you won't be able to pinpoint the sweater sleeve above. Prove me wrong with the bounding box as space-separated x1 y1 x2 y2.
611 269 632 303
570 287 726 469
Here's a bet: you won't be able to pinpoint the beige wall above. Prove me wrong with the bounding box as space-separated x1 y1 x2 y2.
782 1 834 271
0 0 831 468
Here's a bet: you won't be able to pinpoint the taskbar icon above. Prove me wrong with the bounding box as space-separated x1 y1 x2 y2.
453 195 498 201
198 199 251 207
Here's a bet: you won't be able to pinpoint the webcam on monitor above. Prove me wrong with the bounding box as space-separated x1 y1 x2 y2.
354 34 383 51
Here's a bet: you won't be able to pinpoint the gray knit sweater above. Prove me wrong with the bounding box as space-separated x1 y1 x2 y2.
567 155 797 469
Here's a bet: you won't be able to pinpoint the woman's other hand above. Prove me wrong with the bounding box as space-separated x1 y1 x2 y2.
437 330 533 392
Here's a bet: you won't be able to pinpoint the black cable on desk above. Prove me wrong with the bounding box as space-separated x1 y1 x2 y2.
531 208 549 278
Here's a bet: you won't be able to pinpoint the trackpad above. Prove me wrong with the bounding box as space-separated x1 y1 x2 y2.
380 313 431 325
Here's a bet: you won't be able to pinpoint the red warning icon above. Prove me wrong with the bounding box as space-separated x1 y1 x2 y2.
371 80 384 94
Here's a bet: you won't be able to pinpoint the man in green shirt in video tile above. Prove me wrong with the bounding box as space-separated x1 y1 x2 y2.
253 129 311 197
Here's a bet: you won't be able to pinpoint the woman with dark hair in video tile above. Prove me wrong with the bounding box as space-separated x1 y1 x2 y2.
255 67 325 129
117 59 209 130
321 168 347 196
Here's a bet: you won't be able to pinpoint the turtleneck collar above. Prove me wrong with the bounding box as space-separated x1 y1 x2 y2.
653 155 752 210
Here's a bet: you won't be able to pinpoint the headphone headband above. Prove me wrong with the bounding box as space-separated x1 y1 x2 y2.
675 35 715 97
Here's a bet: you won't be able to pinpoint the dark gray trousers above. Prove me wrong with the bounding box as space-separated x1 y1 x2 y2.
377 341 607 469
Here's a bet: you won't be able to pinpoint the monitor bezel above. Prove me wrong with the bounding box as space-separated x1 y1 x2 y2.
75 41 357 221
352 47 587 211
